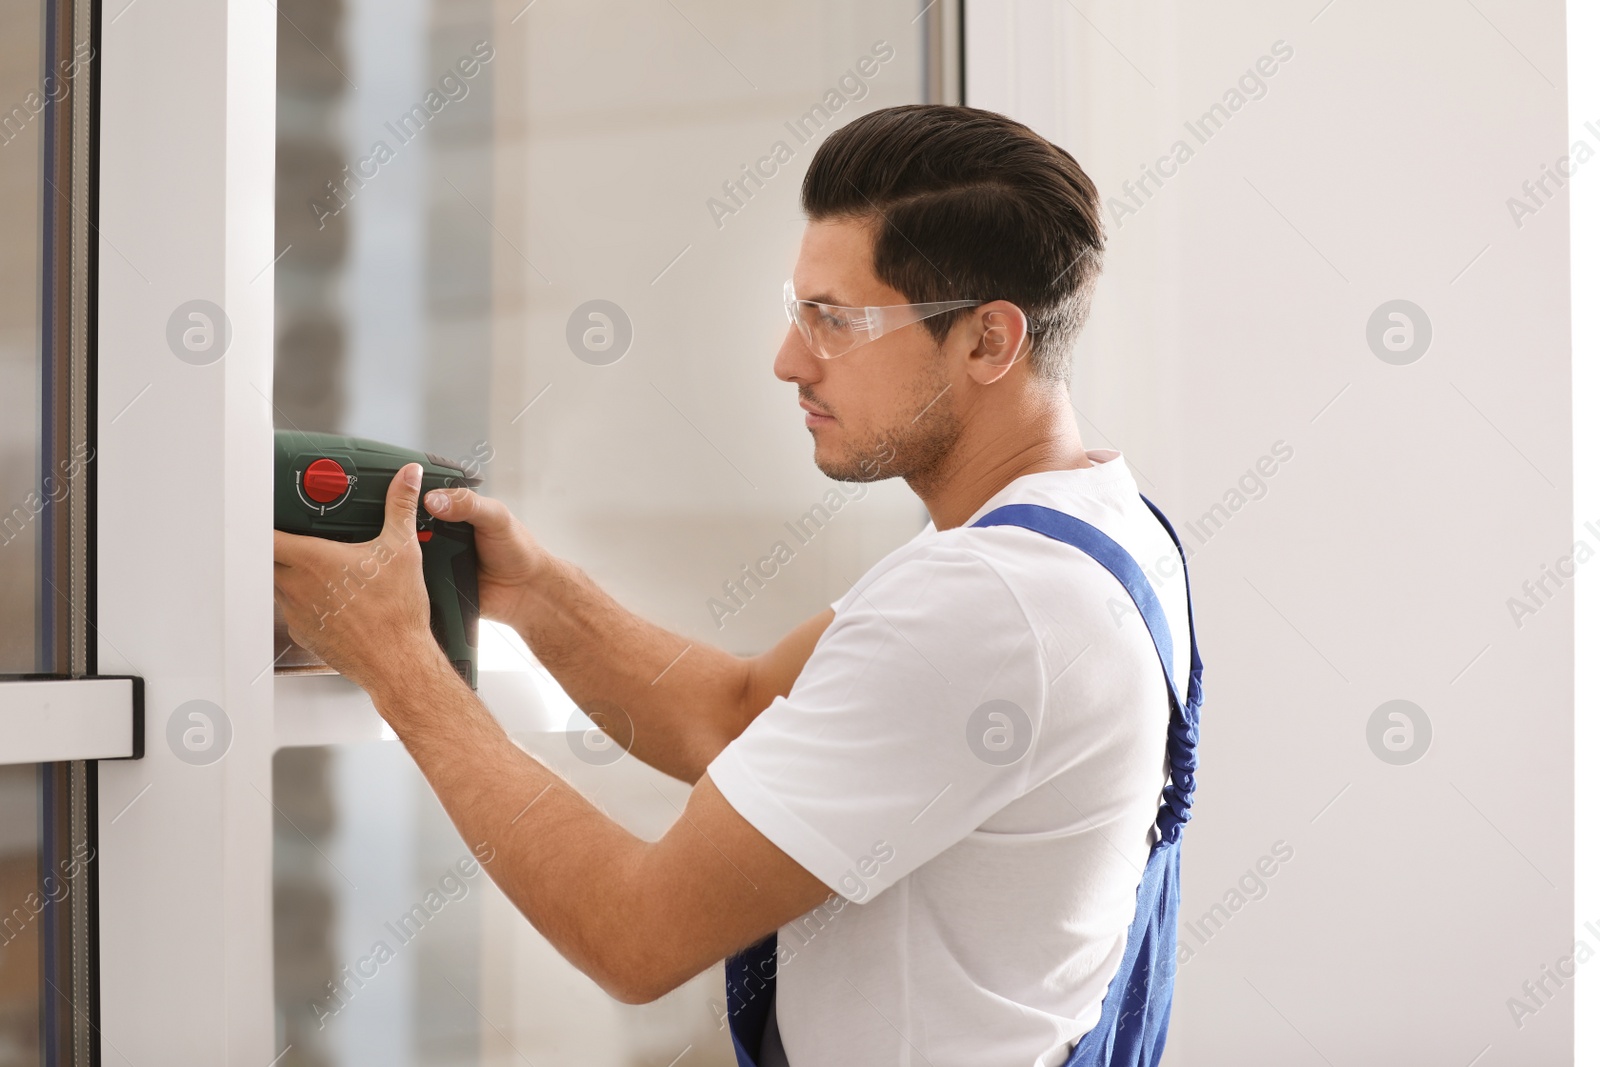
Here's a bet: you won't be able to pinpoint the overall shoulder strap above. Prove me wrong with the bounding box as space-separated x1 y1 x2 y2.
972 496 1203 844
971 502 1182 712
1136 493 1204 715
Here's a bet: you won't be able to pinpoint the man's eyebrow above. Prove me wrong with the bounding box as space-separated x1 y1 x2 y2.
801 290 850 307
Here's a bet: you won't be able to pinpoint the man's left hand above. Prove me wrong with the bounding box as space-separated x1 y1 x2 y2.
273 462 446 694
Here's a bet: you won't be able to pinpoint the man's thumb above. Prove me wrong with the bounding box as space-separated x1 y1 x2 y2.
384 463 423 536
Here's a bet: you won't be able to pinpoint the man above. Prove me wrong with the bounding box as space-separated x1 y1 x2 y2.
275 104 1200 1066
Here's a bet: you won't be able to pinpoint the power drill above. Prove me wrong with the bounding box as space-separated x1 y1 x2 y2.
274 430 482 689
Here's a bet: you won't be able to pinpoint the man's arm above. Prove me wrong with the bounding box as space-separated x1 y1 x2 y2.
424 487 833 783
371 649 834 1004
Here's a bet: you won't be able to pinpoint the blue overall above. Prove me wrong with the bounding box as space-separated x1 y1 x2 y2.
725 495 1203 1067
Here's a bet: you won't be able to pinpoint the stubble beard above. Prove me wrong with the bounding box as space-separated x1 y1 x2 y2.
814 380 961 491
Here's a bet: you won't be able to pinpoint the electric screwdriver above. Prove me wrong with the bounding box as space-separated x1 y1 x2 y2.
274 429 482 689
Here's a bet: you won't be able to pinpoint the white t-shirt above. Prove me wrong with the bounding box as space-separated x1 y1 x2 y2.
706 450 1192 1067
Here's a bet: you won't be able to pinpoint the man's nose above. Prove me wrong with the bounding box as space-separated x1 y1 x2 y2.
774 324 822 384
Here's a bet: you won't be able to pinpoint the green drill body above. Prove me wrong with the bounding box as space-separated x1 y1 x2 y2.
274 430 481 689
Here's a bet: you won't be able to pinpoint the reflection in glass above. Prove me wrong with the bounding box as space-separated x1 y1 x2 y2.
0 767 40 1067
0 0 46 672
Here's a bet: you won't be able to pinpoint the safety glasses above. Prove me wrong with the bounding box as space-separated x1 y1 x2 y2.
783 278 983 359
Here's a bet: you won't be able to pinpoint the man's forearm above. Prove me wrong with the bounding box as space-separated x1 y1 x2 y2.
370 638 835 1006
515 555 759 783
368 648 664 1000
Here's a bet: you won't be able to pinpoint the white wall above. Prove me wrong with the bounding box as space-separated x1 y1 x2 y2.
970 2 1573 1062
1567 1 1598 1057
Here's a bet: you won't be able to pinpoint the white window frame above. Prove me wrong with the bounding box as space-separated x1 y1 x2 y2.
89 12 571 1061
92 0 280 1058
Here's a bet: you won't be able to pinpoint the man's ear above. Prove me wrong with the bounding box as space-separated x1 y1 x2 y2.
964 301 1031 385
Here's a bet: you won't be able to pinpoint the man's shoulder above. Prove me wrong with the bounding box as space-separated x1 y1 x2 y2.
828 458 1166 619
831 518 1117 625
833 529 1019 612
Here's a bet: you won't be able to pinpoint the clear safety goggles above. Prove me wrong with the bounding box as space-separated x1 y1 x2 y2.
783 278 983 359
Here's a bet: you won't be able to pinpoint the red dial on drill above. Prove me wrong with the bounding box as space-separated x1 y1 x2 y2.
303 458 349 503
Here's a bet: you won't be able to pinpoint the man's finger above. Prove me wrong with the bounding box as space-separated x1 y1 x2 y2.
383 463 423 539
421 486 468 521
424 487 512 535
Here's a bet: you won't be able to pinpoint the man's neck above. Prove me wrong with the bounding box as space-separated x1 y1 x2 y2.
910 397 1093 531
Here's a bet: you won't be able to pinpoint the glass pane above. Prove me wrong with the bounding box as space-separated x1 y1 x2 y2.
0 0 97 1055
274 1 930 1062
0 766 41 1067
274 739 726 1066
0 0 46 673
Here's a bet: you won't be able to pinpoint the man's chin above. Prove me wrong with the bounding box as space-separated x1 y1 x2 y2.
811 442 848 481
817 461 872 483
814 443 890 484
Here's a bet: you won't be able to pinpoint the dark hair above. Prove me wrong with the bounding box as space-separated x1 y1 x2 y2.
800 104 1105 384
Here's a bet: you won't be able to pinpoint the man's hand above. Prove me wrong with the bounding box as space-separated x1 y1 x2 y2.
422 485 548 632
273 463 447 694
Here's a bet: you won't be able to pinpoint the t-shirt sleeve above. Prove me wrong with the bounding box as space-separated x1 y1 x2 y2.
706 538 1050 905
828 516 936 615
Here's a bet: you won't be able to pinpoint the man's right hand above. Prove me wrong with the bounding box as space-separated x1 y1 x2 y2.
423 487 547 632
